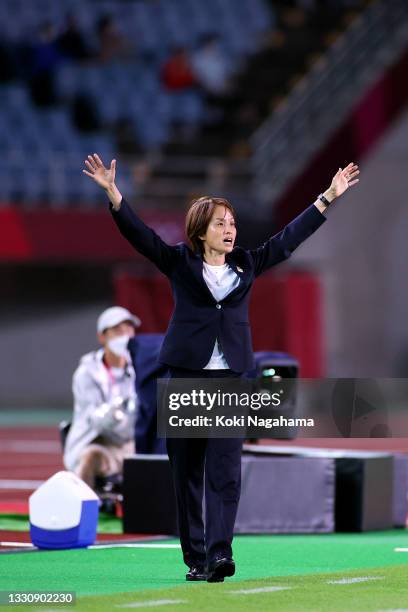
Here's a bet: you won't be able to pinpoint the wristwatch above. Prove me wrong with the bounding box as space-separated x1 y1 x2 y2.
318 193 331 207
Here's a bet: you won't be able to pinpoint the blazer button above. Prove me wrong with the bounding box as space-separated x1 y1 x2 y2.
216 303 221 309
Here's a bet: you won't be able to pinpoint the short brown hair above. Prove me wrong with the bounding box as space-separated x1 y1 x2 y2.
185 196 236 254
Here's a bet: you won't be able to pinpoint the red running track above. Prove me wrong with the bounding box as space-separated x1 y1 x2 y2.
1 425 407 509
0 427 64 508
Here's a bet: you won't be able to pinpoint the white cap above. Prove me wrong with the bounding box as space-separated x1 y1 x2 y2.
97 306 141 334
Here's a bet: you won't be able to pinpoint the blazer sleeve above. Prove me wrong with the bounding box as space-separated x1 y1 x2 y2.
249 204 327 277
110 198 179 276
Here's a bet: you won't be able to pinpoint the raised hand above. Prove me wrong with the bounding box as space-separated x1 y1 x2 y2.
83 154 116 190
328 163 360 199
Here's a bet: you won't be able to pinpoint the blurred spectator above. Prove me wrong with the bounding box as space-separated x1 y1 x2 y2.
191 34 232 96
96 14 133 63
64 306 141 491
28 21 62 106
161 46 196 92
71 92 101 132
114 117 143 155
0 38 18 82
57 13 91 61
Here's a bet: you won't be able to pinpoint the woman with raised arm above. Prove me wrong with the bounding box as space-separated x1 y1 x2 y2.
83 154 359 582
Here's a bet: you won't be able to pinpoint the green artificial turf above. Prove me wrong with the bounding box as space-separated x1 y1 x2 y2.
0 514 30 532
1 531 407 597
73 565 408 612
0 409 71 426
0 512 123 534
6 566 408 612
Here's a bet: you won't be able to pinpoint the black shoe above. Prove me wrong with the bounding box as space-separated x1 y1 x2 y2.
207 556 235 583
186 565 208 581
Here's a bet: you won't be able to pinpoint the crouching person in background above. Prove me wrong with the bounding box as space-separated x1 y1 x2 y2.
64 306 140 492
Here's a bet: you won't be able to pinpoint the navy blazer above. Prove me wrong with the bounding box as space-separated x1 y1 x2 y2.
110 199 326 372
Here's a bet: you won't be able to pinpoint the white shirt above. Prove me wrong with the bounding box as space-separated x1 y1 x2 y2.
191 48 230 95
202 262 240 369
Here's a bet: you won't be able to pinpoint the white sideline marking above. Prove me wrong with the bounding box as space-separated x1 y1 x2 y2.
394 548 408 552
230 586 291 594
89 543 181 550
0 541 35 548
116 600 187 608
327 576 384 585
1 542 179 550
0 440 61 453
0 479 43 490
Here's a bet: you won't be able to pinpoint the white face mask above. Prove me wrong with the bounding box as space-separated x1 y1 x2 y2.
107 334 130 358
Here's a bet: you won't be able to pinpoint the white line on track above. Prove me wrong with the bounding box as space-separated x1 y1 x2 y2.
0 441 61 453
327 576 384 585
116 600 187 608
1 542 179 550
0 541 35 548
230 586 292 594
394 548 408 552
89 543 181 550
0 479 43 490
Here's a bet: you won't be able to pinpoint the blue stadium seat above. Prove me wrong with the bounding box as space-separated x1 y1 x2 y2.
0 0 274 204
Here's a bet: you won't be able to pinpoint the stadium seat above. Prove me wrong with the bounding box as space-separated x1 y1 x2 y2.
0 0 273 204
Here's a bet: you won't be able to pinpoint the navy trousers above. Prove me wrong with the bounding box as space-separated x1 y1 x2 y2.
166 367 243 568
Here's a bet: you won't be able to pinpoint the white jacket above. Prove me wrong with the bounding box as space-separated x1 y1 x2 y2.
64 349 137 471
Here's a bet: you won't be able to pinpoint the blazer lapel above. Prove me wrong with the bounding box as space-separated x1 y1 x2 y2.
190 253 216 302
224 252 251 300
226 253 250 282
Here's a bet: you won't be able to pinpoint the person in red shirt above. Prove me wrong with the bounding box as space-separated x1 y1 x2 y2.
161 46 196 92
